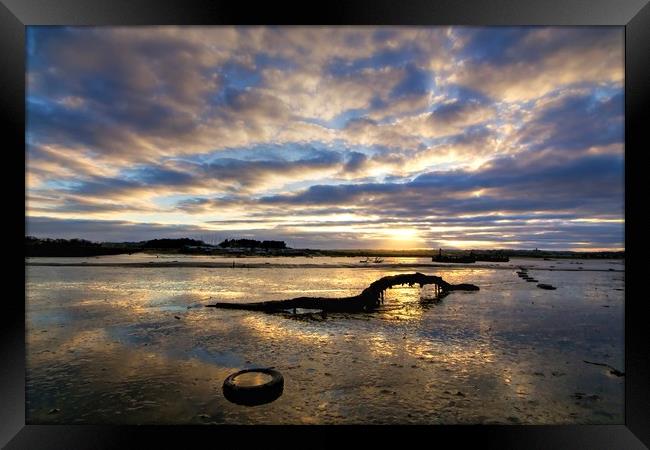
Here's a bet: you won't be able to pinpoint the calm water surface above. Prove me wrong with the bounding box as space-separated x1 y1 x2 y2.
26 256 624 424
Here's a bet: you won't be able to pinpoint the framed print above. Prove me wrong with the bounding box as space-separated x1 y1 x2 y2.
3 0 649 448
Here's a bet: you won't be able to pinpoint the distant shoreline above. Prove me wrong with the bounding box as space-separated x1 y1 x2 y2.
24 260 624 272
25 236 625 259
24 247 625 260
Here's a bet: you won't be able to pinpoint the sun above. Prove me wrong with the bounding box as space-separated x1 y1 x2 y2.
381 227 422 249
390 228 419 241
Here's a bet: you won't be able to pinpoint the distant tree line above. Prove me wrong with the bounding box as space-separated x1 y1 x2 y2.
25 236 130 257
26 236 212 256
25 236 290 256
218 238 287 249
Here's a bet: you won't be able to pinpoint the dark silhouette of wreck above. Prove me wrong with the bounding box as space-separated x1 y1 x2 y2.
474 251 509 262
431 248 510 263
207 272 479 313
431 248 477 263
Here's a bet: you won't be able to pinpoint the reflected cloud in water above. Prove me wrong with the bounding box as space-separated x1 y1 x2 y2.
26 257 624 424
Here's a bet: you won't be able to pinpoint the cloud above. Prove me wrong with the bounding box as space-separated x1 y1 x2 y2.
515 89 623 152
27 145 353 216
252 152 624 221
26 26 625 249
26 216 207 242
450 27 623 102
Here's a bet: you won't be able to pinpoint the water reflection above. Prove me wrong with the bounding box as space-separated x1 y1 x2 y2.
26 257 624 424
231 372 273 387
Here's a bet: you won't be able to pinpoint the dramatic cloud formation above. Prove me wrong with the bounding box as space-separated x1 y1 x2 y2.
26 26 624 250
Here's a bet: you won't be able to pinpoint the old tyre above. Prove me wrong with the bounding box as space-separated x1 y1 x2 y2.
222 368 284 406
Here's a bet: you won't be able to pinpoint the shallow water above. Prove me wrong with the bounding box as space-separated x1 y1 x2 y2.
231 372 274 387
26 256 624 424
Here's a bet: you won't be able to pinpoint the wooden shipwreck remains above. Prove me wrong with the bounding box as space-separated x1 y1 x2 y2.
431 248 477 264
206 272 479 313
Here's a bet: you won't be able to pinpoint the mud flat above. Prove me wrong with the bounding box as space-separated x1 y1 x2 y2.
25 256 624 425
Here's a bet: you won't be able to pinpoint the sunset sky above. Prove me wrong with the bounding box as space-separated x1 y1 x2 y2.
25 26 624 250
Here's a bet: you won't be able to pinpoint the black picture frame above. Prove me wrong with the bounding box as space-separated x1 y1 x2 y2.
3 0 649 448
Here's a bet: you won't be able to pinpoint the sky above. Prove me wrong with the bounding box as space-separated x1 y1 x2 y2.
25 26 625 250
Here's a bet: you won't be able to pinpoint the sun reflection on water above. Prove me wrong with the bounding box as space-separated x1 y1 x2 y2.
26 259 624 425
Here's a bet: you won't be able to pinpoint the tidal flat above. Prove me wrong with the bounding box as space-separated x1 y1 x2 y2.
26 256 624 424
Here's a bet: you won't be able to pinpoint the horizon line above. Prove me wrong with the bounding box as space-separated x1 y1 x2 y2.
25 235 625 254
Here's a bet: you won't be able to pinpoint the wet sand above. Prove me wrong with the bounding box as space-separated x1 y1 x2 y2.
26 259 623 272
26 256 624 424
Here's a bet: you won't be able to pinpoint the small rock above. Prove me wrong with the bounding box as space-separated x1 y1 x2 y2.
174 316 181 320
48 408 60 414
455 391 465 397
